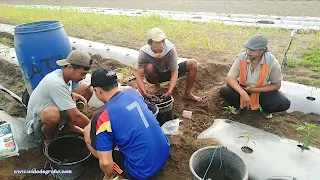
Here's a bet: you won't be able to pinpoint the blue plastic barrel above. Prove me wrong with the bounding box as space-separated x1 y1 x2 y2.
14 21 72 94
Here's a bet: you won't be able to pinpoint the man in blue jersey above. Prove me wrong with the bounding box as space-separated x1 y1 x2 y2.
83 68 170 180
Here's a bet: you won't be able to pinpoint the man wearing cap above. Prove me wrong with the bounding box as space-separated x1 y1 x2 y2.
220 34 290 119
83 68 170 180
136 27 201 102
26 50 93 145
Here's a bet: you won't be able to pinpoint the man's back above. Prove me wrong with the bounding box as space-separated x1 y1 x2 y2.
92 90 170 179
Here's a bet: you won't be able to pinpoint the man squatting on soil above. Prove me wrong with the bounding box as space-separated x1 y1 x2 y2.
83 68 170 180
136 28 201 102
26 50 94 146
220 34 291 119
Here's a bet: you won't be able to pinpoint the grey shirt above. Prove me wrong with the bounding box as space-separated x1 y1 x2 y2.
138 48 178 72
227 52 283 87
26 69 76 134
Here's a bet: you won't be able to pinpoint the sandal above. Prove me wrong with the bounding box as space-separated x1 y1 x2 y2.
231 108 242 115
259 106 273 119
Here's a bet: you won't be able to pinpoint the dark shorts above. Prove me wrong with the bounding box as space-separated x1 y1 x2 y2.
112 150 135 179
31 111 69 141
146 60 188 83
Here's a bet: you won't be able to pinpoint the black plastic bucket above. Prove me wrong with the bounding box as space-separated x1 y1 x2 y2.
145 101 159 117
147 95 174 126
44 135 91 180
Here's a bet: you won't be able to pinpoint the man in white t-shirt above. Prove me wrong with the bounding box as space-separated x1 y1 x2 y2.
26 50 93 146
136 28 201 102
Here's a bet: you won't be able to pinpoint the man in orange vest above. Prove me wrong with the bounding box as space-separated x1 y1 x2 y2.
220 34 290 119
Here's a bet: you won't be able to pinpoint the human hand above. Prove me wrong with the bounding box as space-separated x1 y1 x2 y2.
161 90 172 99
71 92 87 105
240 91 250 110
244 86 255 93
142 91 153 100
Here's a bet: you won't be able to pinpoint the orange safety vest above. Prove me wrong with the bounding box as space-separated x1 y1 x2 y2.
239 58 270 110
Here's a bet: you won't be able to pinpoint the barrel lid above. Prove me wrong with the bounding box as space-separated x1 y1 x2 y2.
14 21 62 34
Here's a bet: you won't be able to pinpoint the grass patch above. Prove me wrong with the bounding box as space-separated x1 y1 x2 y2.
0 5 296 54
0 32 14 47
0 37 12 47
287 44 320 72
0 5 319 69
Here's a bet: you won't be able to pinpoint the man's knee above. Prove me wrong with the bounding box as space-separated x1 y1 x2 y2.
40 106 60 125
280 98 291 111
187 59 198 70
220 85 232 98
145 63 156 75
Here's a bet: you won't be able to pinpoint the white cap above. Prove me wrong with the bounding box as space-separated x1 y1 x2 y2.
147 28 167 42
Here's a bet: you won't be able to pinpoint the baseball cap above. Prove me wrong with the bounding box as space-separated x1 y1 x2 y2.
56 50 92 67
147 28 167 42
90 68 118 88
243 34 268 50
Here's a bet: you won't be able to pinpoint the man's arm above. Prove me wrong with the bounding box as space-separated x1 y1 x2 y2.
227 76 247 95
66 108 90 128
50 85 90 129
168 70 178 93
247 59 282 93
136 68 150 98
249 82 281 93
97 151 114 178
164 48 179 97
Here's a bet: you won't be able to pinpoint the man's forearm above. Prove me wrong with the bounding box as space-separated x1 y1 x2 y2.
168 71 178 92
252 83 280 93
226 76 246 95
75 114 90 128
136 71 147 94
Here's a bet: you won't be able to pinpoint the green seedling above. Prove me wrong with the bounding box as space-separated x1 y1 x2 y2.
222 105 236 119
238 130 256 147
305 80 319 99
296 123 320 151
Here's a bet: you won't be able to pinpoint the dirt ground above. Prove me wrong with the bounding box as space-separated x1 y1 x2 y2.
1 0 320 17
0 29 320 179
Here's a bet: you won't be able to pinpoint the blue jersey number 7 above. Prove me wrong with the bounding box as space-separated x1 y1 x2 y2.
126 101 149 128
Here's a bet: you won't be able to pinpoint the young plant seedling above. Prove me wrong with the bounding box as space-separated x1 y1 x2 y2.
296 122 320 151
238 130 256 153
222 105 236 120
305 80 319 101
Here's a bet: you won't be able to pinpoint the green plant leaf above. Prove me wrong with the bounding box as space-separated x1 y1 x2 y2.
238 136 245 138
307 123 318 130
296 126 306 131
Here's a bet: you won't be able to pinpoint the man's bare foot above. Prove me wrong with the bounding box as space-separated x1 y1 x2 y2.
184 93 202 102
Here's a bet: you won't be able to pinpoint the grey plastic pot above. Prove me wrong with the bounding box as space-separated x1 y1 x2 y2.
189 146 249 180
